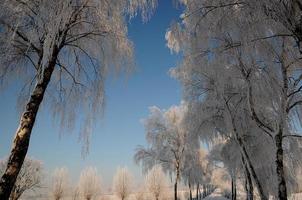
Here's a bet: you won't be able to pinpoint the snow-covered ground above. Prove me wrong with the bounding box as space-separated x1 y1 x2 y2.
19 188 302 200
202 190 229 200
289 193 302 200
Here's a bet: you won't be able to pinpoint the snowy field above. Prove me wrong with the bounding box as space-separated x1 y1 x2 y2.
19 188 302 200
289 193 302 200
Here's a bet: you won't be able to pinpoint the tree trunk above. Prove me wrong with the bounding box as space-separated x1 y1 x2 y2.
229 105 267 200
9 190 23 200
245 167 254 200
9 192 18 200
244 170 254 200
174 180 178 200
275 132 288 200
234 181 237 200
275 49 288 200
189 181 192 200
231 178 234 200
198 187 202 199
242 155 253 200
237 137 268 200
231 177 237 200
0 47 59 200
196 182 199 200
174 167 180 200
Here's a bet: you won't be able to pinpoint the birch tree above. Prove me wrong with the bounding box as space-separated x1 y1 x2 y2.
247 0 302 53
71 187 80 200
0 157 43 200
134 103 195 200
182 148 211 200
79 167 101 200
112 167 132 200
145 165 168 200
0 0 157 198
170 58 270 199
50 167 69 200
167 1 302 199
134 187 145 200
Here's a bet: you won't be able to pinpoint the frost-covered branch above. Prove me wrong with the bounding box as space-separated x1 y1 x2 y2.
287 100 302 112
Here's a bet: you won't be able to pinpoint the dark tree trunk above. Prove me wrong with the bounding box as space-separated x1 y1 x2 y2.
234 182 237 200
275 132 288 200
244 168 254 200
242 155 253 200
231 178 234 200
174 180 178 200
174 167 180 200
245 166 254 200
230 107 267 200
198 187 202 199
0 47 59 200
188 181 192 200
196 182 199 200
275 48 288 200
231 177 237 200
237 137 268 200
9 191 21 200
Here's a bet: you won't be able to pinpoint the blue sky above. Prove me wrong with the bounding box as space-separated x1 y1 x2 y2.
0 1 182 189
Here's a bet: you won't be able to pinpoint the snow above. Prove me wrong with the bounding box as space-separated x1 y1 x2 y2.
202 189 229 200
289 193 302 200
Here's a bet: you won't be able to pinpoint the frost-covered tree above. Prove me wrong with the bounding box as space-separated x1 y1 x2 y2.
78 167 101 200
134 103 196 200
244 0 302 53
167 1 302 199
169 56 268 199
0 0 157 198
198 149 214 198
134 186 145 200
210 166 231 198
219 140 242 200
113 167 132 200
182 148 212 200
145 165 168 200
182 151 199 200
71 186 80 200
50 167 69 200
0 157 43 200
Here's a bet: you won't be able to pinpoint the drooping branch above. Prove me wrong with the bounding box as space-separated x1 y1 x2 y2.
182 1 246 19
237 56 274 135
250 34 293 42
287 85 302 98
56 59 86 87
287 100 302 112
0 19 42 55
282 134 302 139
65 31 108 45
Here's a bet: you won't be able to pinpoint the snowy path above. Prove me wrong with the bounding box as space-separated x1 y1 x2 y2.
202 189 229 200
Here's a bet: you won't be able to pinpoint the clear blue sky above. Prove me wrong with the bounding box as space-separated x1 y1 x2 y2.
0 1 182 189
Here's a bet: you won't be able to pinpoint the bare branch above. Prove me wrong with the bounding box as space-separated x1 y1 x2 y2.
282 134 302 139
0 19 41 55
287 100 302 112
56 59 86 87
